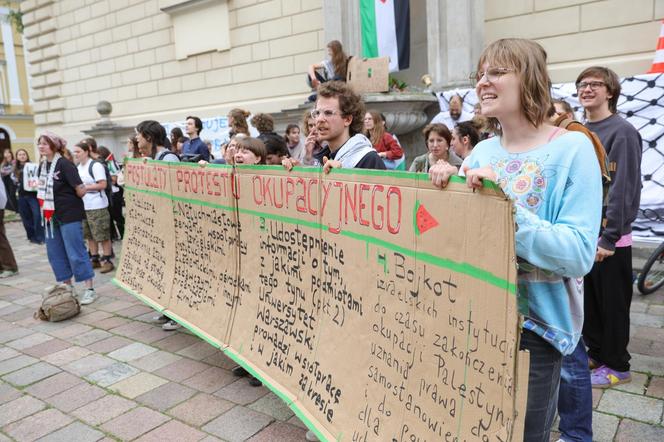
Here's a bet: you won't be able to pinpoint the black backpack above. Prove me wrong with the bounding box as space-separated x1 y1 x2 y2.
88 160 114 207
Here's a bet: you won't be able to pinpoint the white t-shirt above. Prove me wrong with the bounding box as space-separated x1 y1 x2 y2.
77 159 108 210
430 110 474 130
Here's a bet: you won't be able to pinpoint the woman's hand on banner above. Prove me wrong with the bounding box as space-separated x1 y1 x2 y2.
429 161 458 189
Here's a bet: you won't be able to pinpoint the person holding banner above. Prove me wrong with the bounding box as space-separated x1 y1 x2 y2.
409 123 454 173
429 38 602 441
134 120 183 331
450 121 480 161
37 132 97 304
13 149 45 244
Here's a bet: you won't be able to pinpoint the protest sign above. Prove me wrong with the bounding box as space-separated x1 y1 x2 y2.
22 163 39 192
114 159 529 441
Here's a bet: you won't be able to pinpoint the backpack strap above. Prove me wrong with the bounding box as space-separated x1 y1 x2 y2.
87 160 105 197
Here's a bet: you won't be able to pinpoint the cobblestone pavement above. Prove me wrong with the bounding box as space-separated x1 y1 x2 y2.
0 221 663 441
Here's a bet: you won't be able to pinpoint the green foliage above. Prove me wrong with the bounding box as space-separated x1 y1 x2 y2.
389 76 408 92
4 2 23 34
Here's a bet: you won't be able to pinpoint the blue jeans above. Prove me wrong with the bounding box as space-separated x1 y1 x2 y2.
45 220 95 283
18 194 44 243
558 338 593 441
520 329 563 442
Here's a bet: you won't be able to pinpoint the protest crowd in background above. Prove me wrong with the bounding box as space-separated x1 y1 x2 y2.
0 37 648 442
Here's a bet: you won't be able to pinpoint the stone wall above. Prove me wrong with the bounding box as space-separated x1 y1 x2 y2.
21 0 325 145
485 0 662 82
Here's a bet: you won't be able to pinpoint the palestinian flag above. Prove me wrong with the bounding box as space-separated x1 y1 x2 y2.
360 0 410 72
106 153 119 175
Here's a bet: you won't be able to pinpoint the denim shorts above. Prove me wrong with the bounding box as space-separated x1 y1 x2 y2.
46 220 95 283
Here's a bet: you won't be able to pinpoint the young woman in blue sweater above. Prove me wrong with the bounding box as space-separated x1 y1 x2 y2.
429 39 603 441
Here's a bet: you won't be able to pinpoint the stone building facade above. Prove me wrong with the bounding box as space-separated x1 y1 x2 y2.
0 2 36 154
20 0 663 156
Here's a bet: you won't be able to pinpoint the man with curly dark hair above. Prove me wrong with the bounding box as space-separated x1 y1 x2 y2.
313 81 385 172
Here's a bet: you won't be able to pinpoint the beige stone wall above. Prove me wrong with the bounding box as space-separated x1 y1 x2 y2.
484 0 662 82
22 0 324 143
0 1 36 152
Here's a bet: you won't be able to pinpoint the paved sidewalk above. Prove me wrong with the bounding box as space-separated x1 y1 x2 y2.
0 222 307 442
0 221 663 441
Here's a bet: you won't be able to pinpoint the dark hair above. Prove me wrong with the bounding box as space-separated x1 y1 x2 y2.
261 133 288 158
575 66 620 114
75 140 93 154
97 146 112 162
82 137 98 154
186 116 203 135
449 94 464 106
285 124 300 136
178 136 189 144
128 136 140 158
1 148 14 165
170 127 183 146
136 120 167 159
38 136 64 156
317 80 366 136
553 99 574 116
12 148 30 182
423 123 452 146
236 137 266 164
14 148 29 163
327 40 348 79
454 121 480 148
251 113 275 133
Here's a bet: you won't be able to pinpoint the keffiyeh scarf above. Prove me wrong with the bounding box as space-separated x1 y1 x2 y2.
37 153 61 238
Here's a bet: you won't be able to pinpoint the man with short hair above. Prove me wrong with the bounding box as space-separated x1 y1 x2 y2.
182 116 210 161
312 81 385 172
578 66 641 389
431 94 473 130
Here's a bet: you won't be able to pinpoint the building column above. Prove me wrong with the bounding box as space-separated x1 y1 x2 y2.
1 19 23 106
323 0 361 56
426 0 484 89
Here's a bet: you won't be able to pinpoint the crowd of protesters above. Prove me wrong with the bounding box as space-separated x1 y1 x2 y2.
0 36 644 442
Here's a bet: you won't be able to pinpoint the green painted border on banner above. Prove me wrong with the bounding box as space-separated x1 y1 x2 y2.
124 184 516 294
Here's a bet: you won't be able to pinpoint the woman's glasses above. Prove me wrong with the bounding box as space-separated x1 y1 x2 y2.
469 67 515 86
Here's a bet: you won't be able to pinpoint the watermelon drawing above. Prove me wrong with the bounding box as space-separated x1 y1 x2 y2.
414 201 438 235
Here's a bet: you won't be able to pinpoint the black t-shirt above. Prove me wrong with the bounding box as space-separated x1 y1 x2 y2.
319 146 387 170
41 158 85 224
16 164 37 197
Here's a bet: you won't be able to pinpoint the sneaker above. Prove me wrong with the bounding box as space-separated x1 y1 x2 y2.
99 261 114 274
591 365 631 388
305 430 319 441
232 366 249 377
0 270 18 278
79 288 98 305
91 259 101 269
152 314 169 324
248 376 262 387
162 320 181 331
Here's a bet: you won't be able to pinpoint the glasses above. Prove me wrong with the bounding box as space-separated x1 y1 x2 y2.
576 81 606 91
311 109 342 119
469 67 515 86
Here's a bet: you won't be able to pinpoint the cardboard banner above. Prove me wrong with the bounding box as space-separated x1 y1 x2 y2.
114 158 529 441
22 162 39 192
